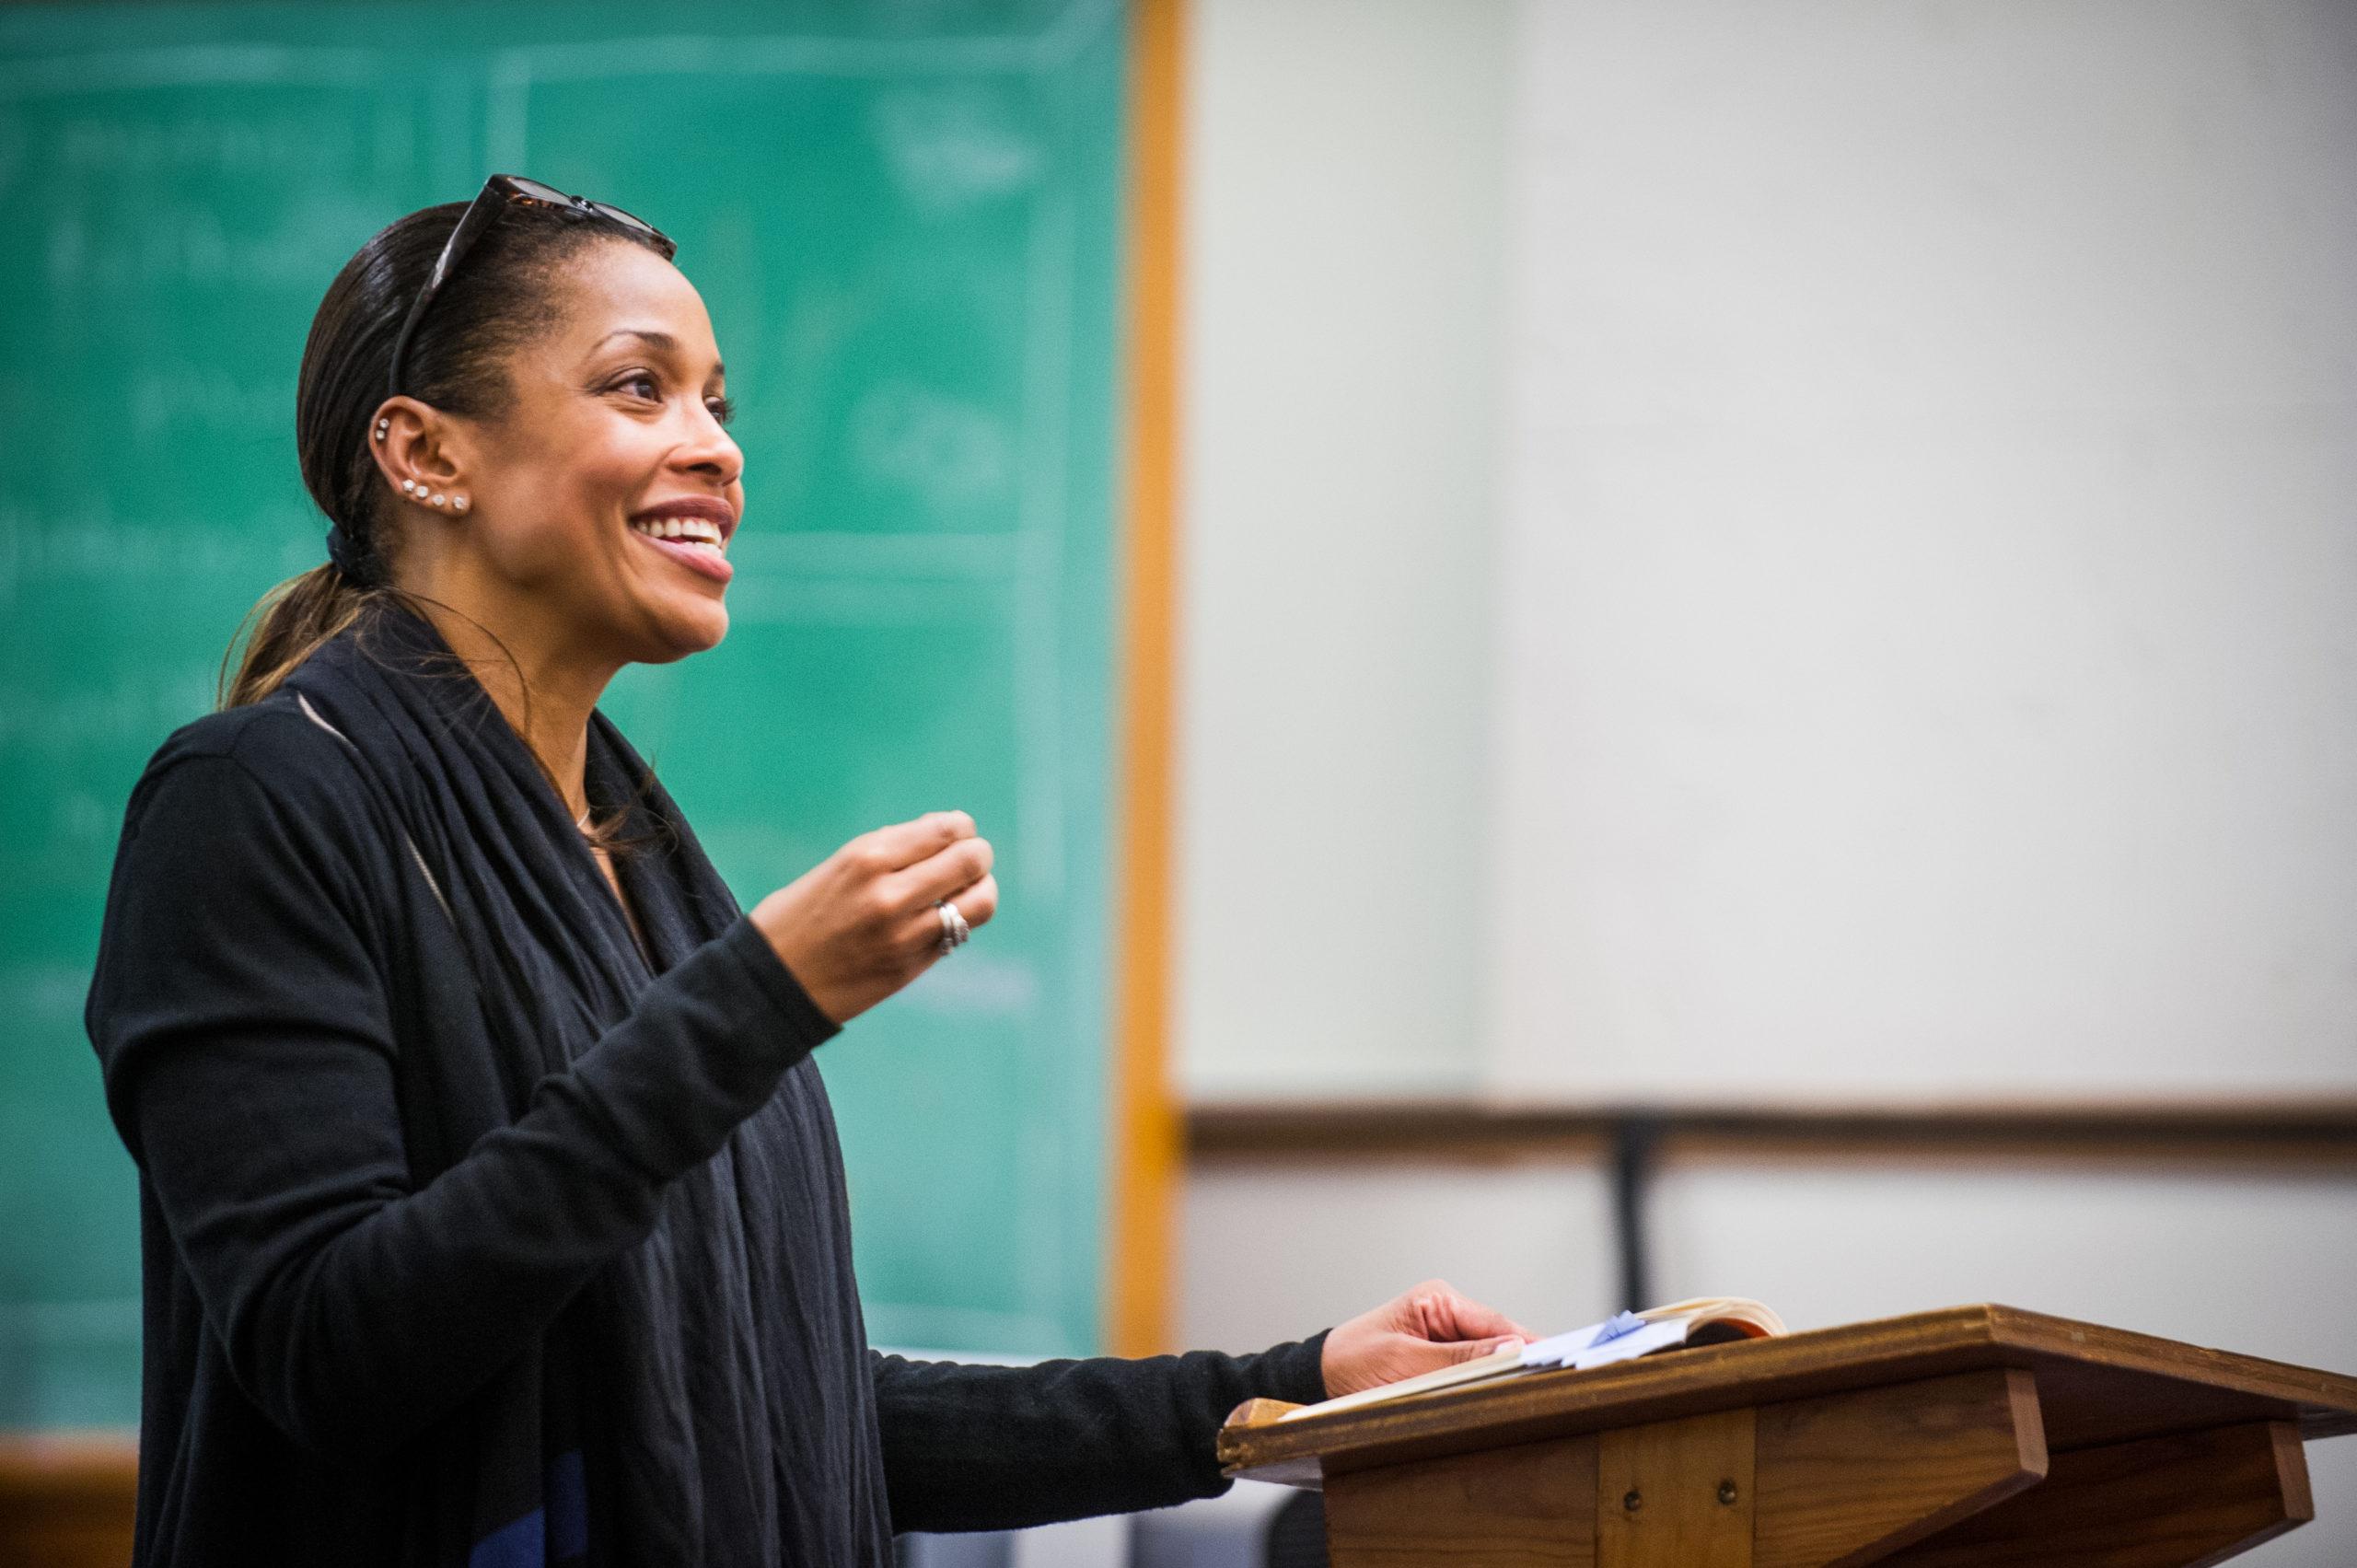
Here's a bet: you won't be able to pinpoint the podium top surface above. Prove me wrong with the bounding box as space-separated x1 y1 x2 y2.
1218 1304 2357 1483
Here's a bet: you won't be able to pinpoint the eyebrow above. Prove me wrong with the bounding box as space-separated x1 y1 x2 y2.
594 328 724 378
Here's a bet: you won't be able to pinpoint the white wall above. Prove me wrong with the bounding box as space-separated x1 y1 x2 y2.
1173 0 1512 1099
1178 1 2357 1106
1180 1158 1620 1353
1486 0 2357 1097
1173 5 2357 1560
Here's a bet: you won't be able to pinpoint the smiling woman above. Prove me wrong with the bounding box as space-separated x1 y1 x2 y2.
237 193 744 745
376 248 748 672
81 178 1527 1566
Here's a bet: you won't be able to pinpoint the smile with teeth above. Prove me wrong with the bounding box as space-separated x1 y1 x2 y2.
630 516 727 553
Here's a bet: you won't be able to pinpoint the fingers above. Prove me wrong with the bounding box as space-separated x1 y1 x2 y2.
898 874 1001 944
892 833 994 911
889 873 1002 971
761 811 997 1027
860 810 976 872
946 873 999 930
1372 1330 1526 1387
833 812 998 983
1444 1296 1538 1344
1463 1332 1526 1361
1319 1283 1535 1398
1396 1280 1538 1345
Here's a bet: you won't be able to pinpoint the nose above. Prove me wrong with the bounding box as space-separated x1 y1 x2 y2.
674 401 743 488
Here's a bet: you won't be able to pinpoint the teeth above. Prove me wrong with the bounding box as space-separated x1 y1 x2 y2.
631 516 726 550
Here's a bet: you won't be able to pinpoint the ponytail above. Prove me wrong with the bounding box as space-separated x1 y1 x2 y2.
218 564 377 709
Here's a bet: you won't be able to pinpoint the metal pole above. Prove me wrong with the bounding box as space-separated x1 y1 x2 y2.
1609 1115 1661 1312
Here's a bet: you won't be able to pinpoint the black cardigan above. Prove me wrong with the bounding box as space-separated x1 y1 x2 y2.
87 690 1327 1564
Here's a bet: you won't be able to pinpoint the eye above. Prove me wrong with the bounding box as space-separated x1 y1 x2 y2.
615 371 661 401
707 393 737 426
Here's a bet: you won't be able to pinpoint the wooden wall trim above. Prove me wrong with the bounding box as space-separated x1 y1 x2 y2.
1104 0 1190 1359
0 1433 138 1568
1188 1098 2357 1170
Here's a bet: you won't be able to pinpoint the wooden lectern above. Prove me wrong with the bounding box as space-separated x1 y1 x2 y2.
1218 1305 2357 1567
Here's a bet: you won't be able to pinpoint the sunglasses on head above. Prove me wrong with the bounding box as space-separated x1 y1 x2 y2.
385 174 677 401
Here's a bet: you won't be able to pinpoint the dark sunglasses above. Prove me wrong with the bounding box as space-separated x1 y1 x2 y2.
385 174 678 400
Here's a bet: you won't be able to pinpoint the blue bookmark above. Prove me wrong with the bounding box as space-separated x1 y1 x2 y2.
1587 1311 1646 1348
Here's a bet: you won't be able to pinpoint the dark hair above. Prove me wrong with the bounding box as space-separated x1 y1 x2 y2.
222 196 673 844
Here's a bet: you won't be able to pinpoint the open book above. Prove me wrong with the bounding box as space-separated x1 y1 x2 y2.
1275 1296 1787 1423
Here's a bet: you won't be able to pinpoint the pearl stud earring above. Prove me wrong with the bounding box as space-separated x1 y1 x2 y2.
431 493 447 507
374 417 389 442
452 494 470 514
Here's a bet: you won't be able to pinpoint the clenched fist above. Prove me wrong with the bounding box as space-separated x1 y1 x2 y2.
749 811 999 1025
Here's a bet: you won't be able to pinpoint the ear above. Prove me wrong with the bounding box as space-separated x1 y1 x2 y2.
367 397 477 516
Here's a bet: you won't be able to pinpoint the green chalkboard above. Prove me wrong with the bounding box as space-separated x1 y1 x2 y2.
0 0 1132 1429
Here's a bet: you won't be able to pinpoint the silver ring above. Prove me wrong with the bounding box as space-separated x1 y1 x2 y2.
935 900 971 956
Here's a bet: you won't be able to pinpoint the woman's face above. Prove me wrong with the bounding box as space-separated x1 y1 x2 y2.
435 238 747 668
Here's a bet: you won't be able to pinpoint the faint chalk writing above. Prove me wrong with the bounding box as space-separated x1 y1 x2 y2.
53 112 348 179
0 668 215 751
43 193 386 291
851 383 1013 513
873 87 1040 215
0 505 320 600
131 364 293 442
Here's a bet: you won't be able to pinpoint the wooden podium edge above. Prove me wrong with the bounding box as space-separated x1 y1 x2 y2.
1218 1304 2357 1481
1979 1304 2357 1433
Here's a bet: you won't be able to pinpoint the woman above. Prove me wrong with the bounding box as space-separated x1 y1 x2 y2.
86 178 1529 1566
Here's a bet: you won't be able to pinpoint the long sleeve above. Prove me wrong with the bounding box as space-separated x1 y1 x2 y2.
871 1332 1330 1534
87 740 840 1463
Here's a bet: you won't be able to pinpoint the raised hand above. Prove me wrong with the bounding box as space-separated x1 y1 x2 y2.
749 810 999 1024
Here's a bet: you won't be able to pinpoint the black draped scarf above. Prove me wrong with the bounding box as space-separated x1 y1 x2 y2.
284 599 891 1565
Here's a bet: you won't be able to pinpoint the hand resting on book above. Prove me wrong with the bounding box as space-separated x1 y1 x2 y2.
1319 1279 1538 1398
1278 1295 1788 1423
